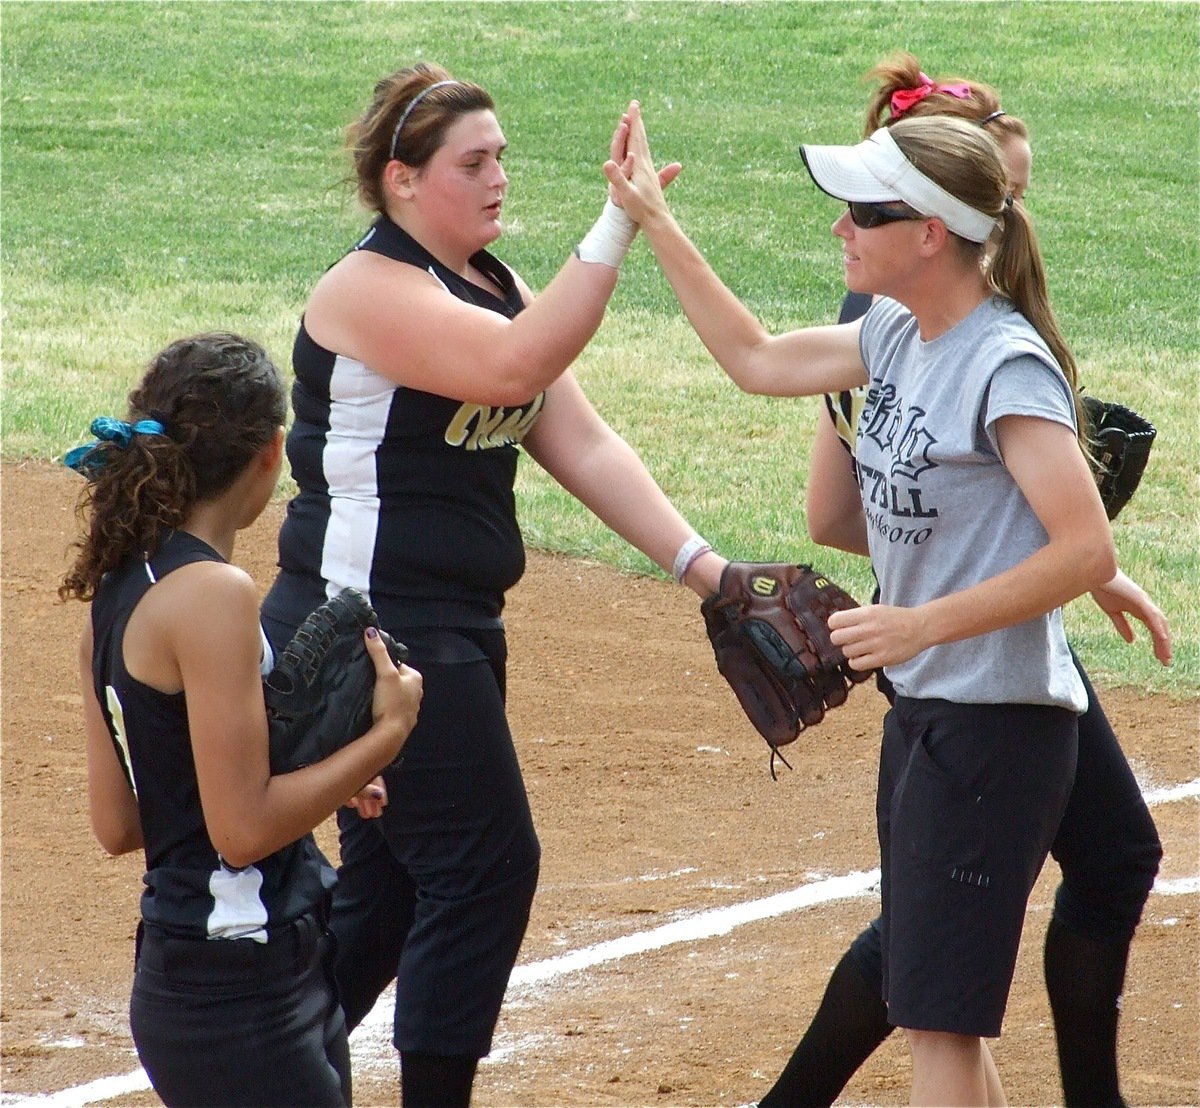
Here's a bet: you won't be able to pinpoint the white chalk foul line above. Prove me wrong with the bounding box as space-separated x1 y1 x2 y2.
512 867 880 989
0 1072 152 1106
353 866 883 1044
1142 776 1200 806
351 868 882 1071
1155 875 1200 896
8 776 1199 1106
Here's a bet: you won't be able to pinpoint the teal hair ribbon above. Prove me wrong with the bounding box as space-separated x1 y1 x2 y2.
64 417 166 477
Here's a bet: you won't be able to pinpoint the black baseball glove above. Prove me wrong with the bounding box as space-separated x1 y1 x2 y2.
1082 395 1157 521
264 588 408 775
701 562 874 777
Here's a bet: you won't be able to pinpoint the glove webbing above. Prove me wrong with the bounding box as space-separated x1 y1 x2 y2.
272 607 346 693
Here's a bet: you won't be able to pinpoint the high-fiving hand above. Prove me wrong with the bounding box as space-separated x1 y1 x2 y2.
605 101 682 222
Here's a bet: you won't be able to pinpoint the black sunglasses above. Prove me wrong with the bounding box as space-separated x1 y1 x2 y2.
847 201 923 229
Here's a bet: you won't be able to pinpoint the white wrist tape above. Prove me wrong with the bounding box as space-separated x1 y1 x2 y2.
672 535 712 583
575 198 637 269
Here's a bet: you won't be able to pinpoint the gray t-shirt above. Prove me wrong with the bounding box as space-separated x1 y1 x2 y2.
856 295 1086 712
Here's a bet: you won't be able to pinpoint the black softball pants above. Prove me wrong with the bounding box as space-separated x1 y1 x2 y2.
323 627 541 1060
130 912 350 1107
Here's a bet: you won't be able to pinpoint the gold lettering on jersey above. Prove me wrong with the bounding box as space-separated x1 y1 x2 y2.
444 393 545 451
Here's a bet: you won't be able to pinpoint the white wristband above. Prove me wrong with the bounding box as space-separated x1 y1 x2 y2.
575 198 637 269
672 535 712 583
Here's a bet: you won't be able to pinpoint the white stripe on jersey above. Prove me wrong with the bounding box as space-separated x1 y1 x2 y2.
259 625 275 676
207 863 269 942
319 353 394 602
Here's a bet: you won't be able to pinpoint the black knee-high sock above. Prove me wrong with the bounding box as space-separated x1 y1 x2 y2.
400 1050 478 1108
758 949 894 1108
1044 917 1132 1108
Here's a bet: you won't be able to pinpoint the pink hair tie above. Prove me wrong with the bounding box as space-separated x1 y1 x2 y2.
889 72 973 118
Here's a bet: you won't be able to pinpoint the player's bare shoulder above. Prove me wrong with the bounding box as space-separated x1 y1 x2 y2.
166 559 259 631
305 248 450 359
121 560 257 692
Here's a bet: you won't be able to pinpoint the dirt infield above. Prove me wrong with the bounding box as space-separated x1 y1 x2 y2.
3 460 1197 1107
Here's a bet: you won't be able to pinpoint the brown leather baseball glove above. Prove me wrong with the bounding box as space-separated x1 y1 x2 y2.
700 562 874 777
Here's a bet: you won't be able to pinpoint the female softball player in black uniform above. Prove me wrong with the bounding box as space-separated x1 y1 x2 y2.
756 59 1166 1108
259 64 725 1106
62 333 422 1107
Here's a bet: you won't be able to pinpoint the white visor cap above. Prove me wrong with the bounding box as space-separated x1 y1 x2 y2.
799 127 999 244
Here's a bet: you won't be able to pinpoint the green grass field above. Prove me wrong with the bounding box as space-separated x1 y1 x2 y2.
3 1 1196 691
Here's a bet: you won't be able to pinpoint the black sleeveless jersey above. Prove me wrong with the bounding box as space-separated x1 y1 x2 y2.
90 531 335 940
271 215 544 633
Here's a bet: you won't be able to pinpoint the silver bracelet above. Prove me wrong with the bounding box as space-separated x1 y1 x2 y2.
672 536 712 583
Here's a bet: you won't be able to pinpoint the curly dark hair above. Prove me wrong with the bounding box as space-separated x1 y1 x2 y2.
60 332 286 601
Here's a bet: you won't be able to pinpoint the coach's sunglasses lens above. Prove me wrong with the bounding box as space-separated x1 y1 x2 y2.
847 201 919 229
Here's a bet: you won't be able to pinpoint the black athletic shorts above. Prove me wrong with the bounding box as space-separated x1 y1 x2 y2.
878 696 1077 1037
